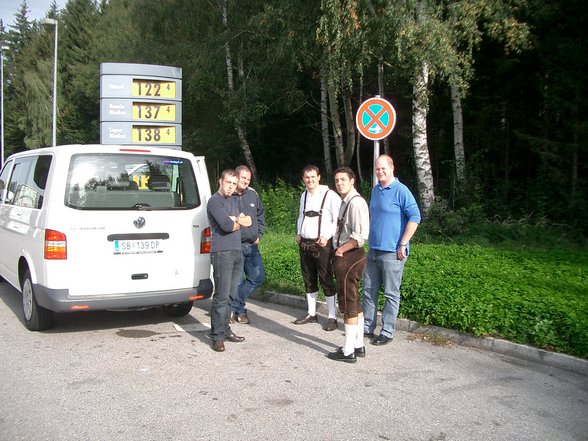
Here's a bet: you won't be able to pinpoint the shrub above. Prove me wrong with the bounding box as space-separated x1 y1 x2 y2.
259 231 302 295
258 179 300 234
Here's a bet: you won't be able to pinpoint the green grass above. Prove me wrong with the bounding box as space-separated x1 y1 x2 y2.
259 232 588 358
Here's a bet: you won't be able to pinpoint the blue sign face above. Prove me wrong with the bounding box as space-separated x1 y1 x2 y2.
360 104 390 135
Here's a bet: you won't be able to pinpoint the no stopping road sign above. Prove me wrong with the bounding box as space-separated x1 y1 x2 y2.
356 97 397 141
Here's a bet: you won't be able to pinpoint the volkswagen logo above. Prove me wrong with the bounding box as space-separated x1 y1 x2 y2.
133 217 146 229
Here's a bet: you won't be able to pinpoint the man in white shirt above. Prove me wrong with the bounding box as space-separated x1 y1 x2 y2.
294 165 341 331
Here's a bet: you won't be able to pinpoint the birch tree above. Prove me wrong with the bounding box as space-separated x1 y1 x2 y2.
220 0 257 177
317 0 370 168
444 0 530 193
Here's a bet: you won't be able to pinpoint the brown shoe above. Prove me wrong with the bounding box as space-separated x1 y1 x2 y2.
213 340 225 352
293 314 318 325
323 318 338 331
229 313 236 324
235 314 250 324
225 333 245 343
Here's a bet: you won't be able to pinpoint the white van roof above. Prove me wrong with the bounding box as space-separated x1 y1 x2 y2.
6 144 201 159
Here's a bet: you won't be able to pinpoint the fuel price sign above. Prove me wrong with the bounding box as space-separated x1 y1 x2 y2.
100 63 182 148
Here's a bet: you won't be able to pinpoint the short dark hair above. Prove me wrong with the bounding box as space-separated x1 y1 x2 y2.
220 169 237 180
302 164 320 176
334 167 356 181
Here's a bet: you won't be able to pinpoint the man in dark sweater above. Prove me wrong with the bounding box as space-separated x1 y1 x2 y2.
230 165 266 324
207 169 252 352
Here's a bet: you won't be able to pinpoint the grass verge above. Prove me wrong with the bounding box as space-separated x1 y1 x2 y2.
259 231 588 358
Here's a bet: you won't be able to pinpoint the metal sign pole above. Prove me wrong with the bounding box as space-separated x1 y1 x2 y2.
373 140 379 188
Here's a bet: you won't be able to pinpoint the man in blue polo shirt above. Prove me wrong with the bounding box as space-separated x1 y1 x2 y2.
363 155 421 346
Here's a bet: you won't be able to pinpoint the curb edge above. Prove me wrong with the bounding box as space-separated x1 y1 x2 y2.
252 290 588 377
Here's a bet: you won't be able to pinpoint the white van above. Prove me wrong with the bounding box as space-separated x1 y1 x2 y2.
0 144 212 330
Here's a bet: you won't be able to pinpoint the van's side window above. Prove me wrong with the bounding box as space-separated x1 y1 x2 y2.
6 155 52 209
0 160 14 203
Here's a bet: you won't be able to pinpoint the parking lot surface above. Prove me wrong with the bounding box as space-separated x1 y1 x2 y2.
1 282 587 441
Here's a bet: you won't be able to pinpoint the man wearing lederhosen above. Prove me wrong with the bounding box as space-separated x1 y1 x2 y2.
293 165 341 331
328 167 370 363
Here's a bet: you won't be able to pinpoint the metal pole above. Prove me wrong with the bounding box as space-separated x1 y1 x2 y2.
1 47 5 169
372 94 381 188
373 140 380 188
42 19 58 147
51 21 58 147
0 46 9 169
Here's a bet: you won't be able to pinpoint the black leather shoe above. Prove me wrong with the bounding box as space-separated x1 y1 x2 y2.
212 340 225 352
338 346 365 358
327 348 357 363
323 318 338 331
371 334 393 346
225 333 245 343
293 314 318 325
364 332 374 339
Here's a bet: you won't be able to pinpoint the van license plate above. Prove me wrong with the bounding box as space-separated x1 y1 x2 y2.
114 239 163 255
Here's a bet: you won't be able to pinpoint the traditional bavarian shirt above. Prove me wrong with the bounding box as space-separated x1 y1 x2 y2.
333 188 369 249
297 184 340 240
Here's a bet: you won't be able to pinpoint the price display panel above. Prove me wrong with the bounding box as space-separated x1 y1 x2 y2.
132 79 177 99
132 125 177 144
132 102 177 122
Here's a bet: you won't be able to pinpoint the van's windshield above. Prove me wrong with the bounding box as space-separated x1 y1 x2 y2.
65 153 200 210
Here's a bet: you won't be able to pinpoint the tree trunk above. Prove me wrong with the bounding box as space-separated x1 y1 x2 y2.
570 120 578 207
341 82 356 166
451 82 466 188
378 62 390 155
320 66 333 177
328 80 345 168
221 0 257 177
356 78 364 182
412 61 435 217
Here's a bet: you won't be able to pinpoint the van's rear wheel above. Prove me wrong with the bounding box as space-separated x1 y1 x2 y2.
22 270 53 331
163 301 193 317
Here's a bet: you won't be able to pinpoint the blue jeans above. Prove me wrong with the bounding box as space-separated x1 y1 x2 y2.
232 243 265 315
210 250 243 341
362 249 407 338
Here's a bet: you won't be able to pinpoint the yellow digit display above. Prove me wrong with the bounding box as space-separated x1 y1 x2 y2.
132 102 177 121
132 80 177 99
131 126 177 144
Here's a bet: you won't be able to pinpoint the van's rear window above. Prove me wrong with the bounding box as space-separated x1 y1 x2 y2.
65 153 201 210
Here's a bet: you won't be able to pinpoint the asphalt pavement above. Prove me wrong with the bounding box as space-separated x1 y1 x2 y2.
0 281 587 441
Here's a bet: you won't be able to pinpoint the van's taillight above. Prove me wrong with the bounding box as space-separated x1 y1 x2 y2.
200 227 211 254
45 229 67 259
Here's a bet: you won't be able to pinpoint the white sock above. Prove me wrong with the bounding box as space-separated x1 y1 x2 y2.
306 291 318 316
326 295 337 319
356 315 365 348
343 324 357 356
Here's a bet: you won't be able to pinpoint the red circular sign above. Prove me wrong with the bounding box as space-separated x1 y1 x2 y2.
355 97 397 141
